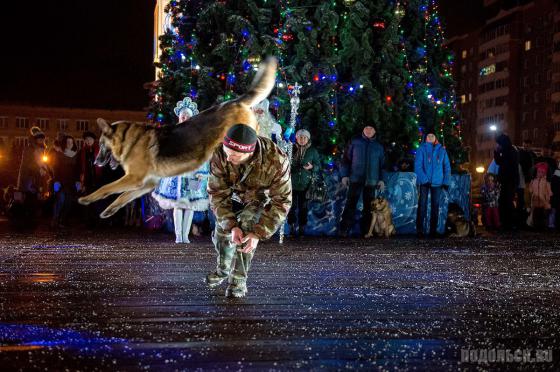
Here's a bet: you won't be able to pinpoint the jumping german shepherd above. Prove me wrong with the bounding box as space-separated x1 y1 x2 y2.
78 57 277 218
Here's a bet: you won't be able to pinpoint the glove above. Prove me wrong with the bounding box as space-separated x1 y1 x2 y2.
377 180 385 193
342 177 349 187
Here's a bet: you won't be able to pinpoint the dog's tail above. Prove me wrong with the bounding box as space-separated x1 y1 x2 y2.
236 56 278 107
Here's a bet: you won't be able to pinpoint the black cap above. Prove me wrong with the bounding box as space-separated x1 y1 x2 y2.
82 131 97 140
223 124 257 153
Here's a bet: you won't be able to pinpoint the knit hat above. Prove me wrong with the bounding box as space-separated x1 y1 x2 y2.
30 126 45 139
423 129 439 143
82 131 97 140
295 129 311 139
535 162 548 174
223 124 257 153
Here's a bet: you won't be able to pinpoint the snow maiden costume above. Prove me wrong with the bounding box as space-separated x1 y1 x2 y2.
151 97 210 243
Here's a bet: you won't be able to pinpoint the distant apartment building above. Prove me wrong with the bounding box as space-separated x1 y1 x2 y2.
448 32 480 165
448 0 559 169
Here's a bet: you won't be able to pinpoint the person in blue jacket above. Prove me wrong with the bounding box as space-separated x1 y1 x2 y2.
339 125 386 237
414 130 451 238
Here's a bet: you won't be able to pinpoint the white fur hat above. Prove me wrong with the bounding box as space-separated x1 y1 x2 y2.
296 129 311 139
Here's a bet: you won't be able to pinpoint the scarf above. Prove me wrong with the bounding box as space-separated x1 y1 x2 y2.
294 142 311 165
64 148 77 158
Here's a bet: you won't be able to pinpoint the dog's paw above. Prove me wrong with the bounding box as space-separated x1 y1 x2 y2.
364 234 372 238
78 197 91 205
100 207 117 219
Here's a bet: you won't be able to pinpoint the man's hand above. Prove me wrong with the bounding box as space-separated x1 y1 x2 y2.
303 162 313 170
342 177 350 187
238 233 259 253
231 227 244 245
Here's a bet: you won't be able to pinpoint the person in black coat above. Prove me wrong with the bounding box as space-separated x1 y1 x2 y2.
516 140 535 224
551 161 560 230
51 135 80 228
494 134 519 230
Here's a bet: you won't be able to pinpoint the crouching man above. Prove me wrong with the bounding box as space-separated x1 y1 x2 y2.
206 124 292 298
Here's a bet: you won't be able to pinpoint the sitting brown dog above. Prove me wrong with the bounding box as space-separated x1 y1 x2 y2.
446 203 476 238
365 197 396 238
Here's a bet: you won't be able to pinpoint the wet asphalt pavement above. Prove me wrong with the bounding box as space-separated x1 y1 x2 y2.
1 225 559 371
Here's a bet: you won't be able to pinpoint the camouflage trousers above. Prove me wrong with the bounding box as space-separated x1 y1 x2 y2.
212 201 261 283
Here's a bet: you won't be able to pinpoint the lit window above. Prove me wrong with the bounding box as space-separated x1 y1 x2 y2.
460 95 467 104
15 136 30 147
468 93 473 102
480 64 496 76
76 120 89 132
57 119 69 131
16 117 29 129
462 50 467 59
37 118 49 130
525 40 531 51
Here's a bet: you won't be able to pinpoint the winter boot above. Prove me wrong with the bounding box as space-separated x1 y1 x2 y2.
225 277 248 298
205 271 228 288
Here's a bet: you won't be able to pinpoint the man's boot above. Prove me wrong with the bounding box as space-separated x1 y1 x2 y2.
205 271 228 287
225 277 248 298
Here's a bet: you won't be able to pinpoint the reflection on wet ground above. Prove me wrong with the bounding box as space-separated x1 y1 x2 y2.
0 229 559 369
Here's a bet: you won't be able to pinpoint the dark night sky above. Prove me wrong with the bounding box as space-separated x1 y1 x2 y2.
0 0 156 110
0 0 482 111
439 0 485 37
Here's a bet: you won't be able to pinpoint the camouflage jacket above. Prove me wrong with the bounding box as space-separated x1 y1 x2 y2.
208 137 292 240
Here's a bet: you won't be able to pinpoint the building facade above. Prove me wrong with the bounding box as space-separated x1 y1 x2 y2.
0 105 147 186
448 0 559 170
0 105 146 151
448 32 480 167
153 0 170 79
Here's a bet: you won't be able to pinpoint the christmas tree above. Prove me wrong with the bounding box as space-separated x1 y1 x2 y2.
400 0 466 167
149 0 466 169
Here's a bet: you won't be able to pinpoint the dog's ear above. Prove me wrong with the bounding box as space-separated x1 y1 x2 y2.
97 118 113 136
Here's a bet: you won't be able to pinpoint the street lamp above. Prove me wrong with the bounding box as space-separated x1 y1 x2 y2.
489 124 497 132
476 166 485 174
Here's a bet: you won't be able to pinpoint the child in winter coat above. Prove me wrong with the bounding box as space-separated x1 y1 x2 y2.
481 173 500 230
528 162 553 230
